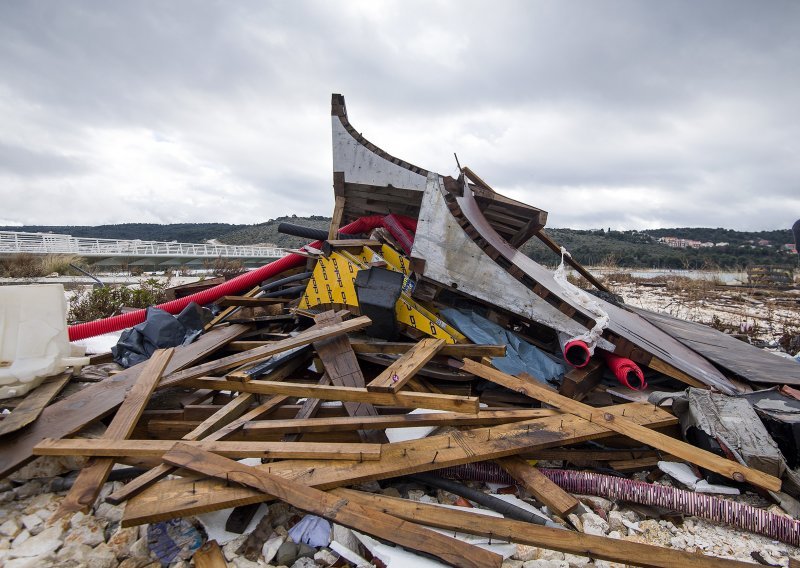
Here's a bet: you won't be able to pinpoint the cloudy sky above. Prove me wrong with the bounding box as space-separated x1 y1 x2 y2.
1 1 798 231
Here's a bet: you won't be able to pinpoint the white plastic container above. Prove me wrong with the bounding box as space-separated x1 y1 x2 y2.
0 284 88 399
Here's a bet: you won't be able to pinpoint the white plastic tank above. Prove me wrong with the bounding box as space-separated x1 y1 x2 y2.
0 284 88 399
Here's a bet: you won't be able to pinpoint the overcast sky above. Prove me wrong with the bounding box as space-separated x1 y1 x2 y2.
1 1 798 231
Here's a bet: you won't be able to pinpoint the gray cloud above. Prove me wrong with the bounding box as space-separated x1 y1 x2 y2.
0 0 798 231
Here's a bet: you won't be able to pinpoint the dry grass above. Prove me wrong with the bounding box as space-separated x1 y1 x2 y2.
0 254 83 277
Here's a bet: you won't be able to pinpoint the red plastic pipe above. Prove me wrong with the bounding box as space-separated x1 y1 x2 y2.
563 339 591 368
68 215 417 341
602 351 647 390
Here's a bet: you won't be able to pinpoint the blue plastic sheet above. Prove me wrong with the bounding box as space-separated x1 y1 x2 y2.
440 308 565 383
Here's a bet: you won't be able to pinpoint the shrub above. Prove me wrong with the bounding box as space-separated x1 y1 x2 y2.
68 277 172 322
0 254 83 277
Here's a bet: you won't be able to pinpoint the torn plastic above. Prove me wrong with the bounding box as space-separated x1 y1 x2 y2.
657 461 740 495
146 518 204 564
288 515 332 548
112 303 205 368
553 247 609 355
441 308 565 383
557 333 591 368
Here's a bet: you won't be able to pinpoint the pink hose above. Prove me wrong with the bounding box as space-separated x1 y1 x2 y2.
68 215 417 341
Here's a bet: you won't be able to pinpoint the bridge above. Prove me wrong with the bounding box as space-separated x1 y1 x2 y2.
0 231 289 269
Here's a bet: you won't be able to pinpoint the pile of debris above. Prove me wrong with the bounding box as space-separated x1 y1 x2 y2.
2 95 800 568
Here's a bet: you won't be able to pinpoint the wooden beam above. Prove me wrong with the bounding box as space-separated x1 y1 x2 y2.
351 340 506 358
121 402 676 526
55 348 174 518
0 373 70 437
185 378 480 413
333 489 753 568
107 395 289 504
460 358 782 492
204 286 260 331
162 444 501 568
534 229 610 293
0 324 247 479
558 359 604 401
328 195 346 240
366 338 444 393
35 439 382 461
243 409 557 434
160 316 372 388
495 456 580 517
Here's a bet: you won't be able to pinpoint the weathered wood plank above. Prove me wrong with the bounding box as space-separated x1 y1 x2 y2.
160 316 372 388
228 340 507 358
496 456 579 517
106 394 289 504
193 540 227 568
366 338 444 393
184 378 480 413
122 402 676 525
244 409 557 434
162 444 501 568
0 373 70 437
460 358 781 491
333 489 752 568
0 325 248 479
35 439 382 460
55 348 175 517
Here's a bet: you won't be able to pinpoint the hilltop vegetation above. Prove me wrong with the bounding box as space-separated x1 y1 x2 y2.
1 219 796 269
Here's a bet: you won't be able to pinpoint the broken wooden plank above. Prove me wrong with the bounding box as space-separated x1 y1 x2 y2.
0 324 248 480
366 337 444 393
228 339 507 358
244 409 557 434
55 348 175 518
204 286 260 331
193 540 227 568
333 489 752 568
328 195 347 240
161 316 372 388
162 443 501 568
35 439 382 461
0 372 70 437
460 358 782 492
185 378 480 413
106 394 290 504
496 455 580 517
558 359 604 401
122 402 676 525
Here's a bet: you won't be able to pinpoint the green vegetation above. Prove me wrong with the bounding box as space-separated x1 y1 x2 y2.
3 219 796 270
68 277 172 322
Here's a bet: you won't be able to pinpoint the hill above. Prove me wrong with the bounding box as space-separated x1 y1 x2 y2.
1 220 796 269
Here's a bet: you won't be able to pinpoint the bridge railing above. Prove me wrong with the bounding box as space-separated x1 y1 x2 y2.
0 231 288 259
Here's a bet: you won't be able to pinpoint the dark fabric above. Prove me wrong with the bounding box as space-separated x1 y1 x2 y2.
112 303 204 368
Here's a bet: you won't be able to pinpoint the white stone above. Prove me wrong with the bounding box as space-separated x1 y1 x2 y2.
291 558 317 568
563 553 590 566
313 547 339 566
0 518 21 538
6 555 56 568
95 501 125 523
107 525 139 559
262 533 286 564
8 525 62 558
406 489 426 501
579 512 609 536
331 524 360 554
606 530 622 540
501 560 523 568
223 535 248 561
522 561 569 568
0 538 10 550
90 542 119 568
606 511 626 534
128 536 152 560
11 529 30 548
19 515 42 533
538 549 565 562
233 558 262 568
513 544 541 561
64 513 106 547
59 543 94 565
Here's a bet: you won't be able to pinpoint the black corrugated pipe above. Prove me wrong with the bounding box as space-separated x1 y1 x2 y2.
261 284 307 299
277 223 329 241
410 473 562 528
260 271 313 293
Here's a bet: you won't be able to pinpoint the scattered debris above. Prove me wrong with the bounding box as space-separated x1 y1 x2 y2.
1 94 800 567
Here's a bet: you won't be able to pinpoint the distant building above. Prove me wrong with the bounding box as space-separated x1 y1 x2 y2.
757 239 771 246
783 243 797 253
715 242 729 247
657 236 703 249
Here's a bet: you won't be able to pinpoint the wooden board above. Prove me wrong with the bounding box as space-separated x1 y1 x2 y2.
0 373 70 437
366 338 444 393
107 394 289 504
229 340 507 358
185 378 480 413
163 443 501 568
122 402 676 525
460 358 781 491
160 316 372 388
193 540 227 568
35 439 382 460
633 307 800 386
0 324 249 479
244 409 557 434
55 348 174 517
496 456 579 517
333 488 752 568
